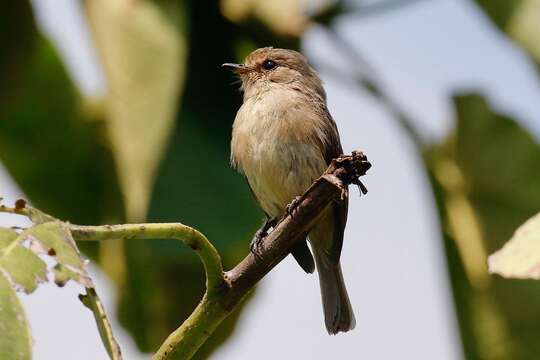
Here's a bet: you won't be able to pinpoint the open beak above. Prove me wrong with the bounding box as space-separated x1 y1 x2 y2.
222 63 248 73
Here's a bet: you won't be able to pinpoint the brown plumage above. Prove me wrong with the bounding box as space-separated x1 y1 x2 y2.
225 47 355 334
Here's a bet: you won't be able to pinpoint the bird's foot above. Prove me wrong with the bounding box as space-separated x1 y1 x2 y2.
250 217 278 257
286 196 302 216
250 228 265 256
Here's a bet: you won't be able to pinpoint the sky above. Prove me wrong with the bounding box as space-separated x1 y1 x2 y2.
1 0 539 359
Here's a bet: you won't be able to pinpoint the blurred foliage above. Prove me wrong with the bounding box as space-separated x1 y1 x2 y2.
2 0 304 358
85 0 188 222
0 2 123 262
475 0 540 66
2 0 540 359
426 94 540 359
0 4 123 227
474 0 521 29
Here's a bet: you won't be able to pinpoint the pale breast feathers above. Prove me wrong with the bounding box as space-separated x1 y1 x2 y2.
231 87 338 168
230 86 341 216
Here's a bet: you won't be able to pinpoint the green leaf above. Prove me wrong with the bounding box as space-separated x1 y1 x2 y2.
489 212 540 279
16 220 120 358
23 222 92 288
0 227 47 294
0 273 31 360
26 205 58 225
426 93 540 359
53 263 83 287
84 0 188 221
453 94 540 253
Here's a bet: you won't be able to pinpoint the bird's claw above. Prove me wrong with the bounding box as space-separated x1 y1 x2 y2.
249 217 278 258
250 228 265 257
286 196 302 216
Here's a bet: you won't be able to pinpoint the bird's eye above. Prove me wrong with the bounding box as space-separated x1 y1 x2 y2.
262 59 277 70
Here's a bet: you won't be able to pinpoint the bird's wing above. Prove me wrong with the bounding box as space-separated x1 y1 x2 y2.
322 109 348 263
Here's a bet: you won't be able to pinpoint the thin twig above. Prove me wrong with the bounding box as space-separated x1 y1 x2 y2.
79 288 123 360
0 204 28 217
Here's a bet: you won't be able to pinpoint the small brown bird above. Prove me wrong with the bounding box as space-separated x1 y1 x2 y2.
224 47 355 334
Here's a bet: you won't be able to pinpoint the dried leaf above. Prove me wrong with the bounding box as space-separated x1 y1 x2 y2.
489 213 540 279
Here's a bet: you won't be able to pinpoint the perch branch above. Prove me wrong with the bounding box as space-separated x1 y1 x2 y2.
152 151 371 359
0 151 371 360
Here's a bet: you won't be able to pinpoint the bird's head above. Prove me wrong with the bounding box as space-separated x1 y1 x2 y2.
223 47 325 99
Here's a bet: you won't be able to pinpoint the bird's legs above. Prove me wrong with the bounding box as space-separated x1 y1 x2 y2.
250 217 278 255
250 194 303 256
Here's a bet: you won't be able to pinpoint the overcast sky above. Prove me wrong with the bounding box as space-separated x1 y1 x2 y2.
2 0 539 359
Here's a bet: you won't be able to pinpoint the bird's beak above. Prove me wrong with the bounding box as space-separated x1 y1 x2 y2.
222 63 248 73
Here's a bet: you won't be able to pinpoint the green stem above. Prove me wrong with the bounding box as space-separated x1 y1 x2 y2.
151 293 229 360
70 223 224 290
70 223 228 360
79 287 123 360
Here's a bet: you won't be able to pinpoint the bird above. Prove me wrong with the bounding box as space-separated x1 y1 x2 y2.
223 47 355 334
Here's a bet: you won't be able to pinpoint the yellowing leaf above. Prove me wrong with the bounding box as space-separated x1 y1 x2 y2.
489 212 540 279
21 222 119 359
53 263 86 288
0 227 47 294
507 0 540 63
221 0 309 36
0 273 31 360
85 0 187 220
23 222 93 288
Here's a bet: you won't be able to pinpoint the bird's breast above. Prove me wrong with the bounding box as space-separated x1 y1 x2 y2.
231 89 328 217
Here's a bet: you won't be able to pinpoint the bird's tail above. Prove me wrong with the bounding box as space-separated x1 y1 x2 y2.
314 254 356 334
